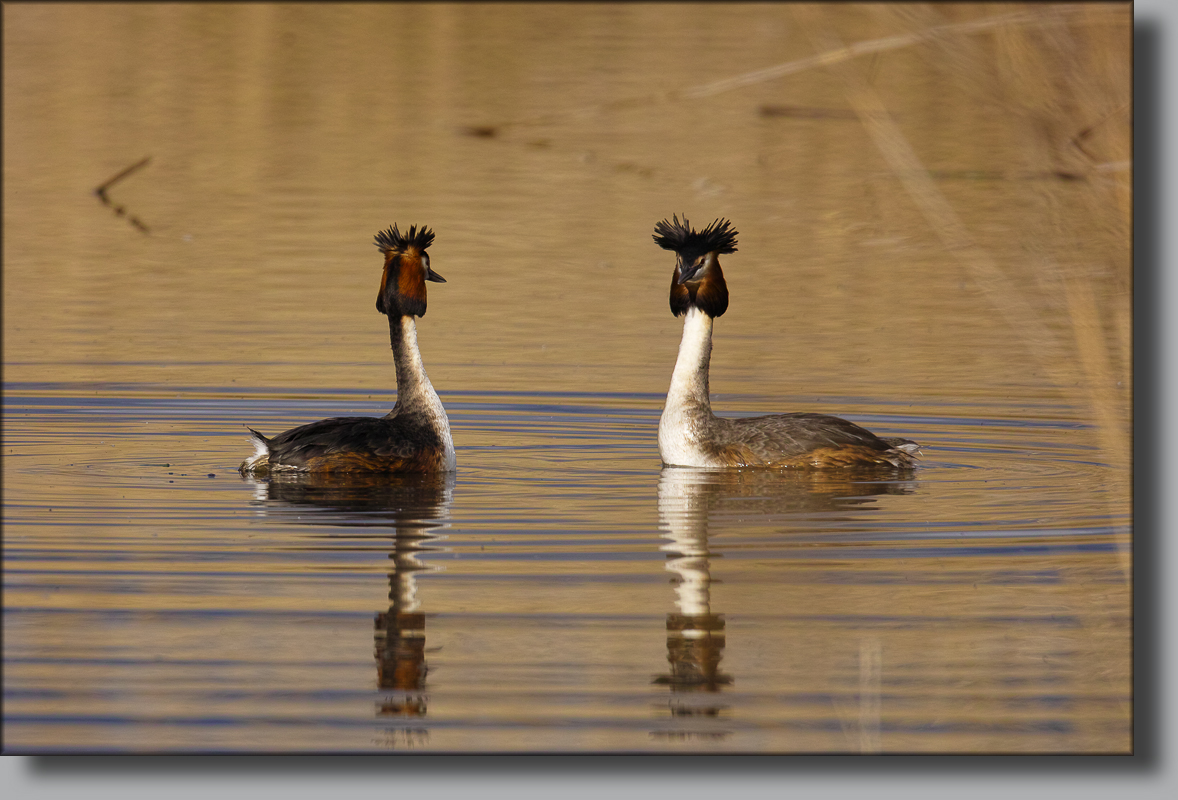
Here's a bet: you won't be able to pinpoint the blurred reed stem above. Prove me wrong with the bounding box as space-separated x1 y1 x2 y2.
793 3 1130 572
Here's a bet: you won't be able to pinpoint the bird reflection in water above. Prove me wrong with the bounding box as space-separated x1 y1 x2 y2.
245 471 452 739
653 466 916 743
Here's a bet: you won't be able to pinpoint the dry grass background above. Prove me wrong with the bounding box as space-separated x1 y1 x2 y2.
803 4 1131 466
793 3 1131 505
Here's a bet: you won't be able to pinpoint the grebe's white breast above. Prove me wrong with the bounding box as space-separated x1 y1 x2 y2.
426 386 456 472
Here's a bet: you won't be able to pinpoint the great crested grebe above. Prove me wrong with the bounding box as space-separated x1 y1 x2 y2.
653 215 919 469
239 224 455 475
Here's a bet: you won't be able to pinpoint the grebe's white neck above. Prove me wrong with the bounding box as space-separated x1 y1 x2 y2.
389 315 456 470
659 306 716 466
665 306 713 411
390 316 433 405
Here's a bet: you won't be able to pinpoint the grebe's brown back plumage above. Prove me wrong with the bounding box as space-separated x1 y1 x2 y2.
653 215 919 470
239 224 455 475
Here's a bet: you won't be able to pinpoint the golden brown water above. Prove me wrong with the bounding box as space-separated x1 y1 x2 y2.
3 2 1130 753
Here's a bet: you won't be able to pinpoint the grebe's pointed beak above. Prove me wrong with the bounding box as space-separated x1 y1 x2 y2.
426 266 446 283
675 258 704 285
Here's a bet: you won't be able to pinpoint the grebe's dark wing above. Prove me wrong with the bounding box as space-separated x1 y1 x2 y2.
264 415 443 472
721 412 918 468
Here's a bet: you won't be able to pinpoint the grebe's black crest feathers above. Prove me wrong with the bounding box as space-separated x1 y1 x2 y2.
652 215 738 258
374 224 435 255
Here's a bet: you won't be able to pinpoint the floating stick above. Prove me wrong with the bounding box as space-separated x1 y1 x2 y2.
94 156 151 234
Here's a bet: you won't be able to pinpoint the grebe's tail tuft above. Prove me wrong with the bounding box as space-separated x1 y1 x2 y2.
239 427 271 474
882 437 921 467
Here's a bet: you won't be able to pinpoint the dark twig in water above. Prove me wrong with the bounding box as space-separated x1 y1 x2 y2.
94 156 152 234
459 125 499 138
758 105 858 119
95 156 151 195
1070 101 1130 166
